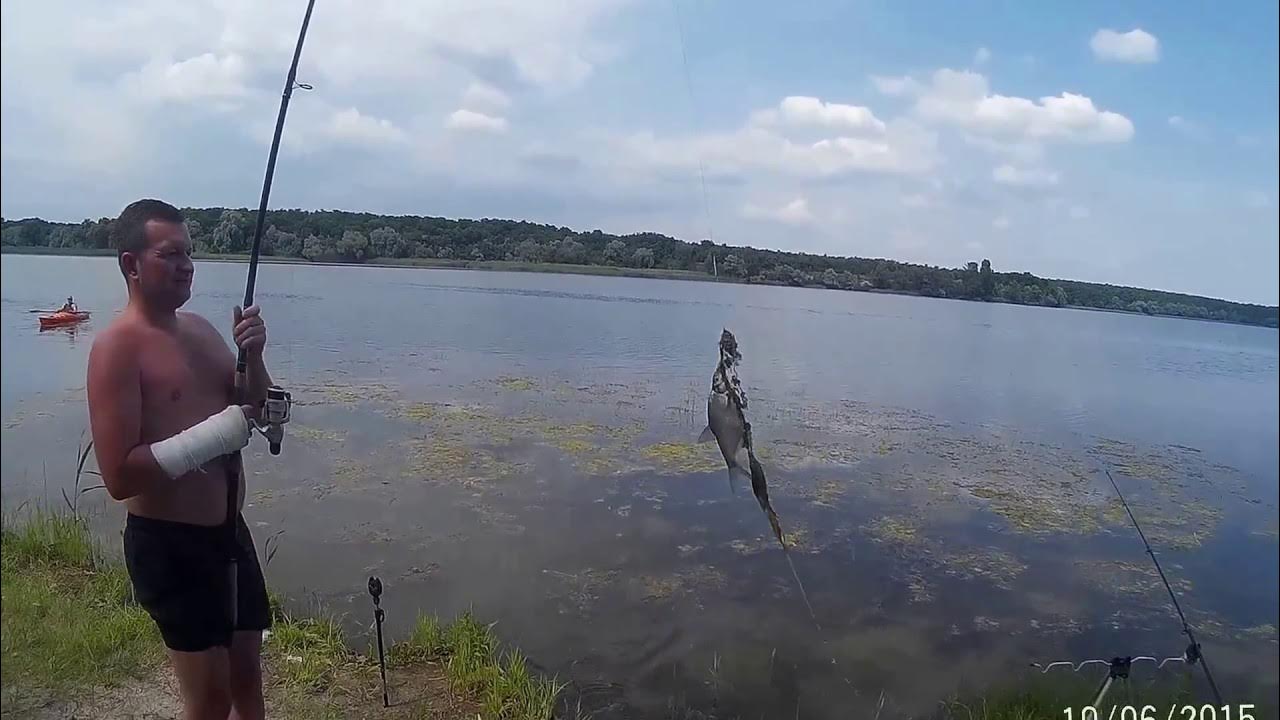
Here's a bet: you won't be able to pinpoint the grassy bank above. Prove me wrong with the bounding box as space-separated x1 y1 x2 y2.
935 676 1193 720
0 509 561 719
0 509 157 701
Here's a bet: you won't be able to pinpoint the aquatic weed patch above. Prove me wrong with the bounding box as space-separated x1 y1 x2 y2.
495 376 538 392
1070 559 1193 599
861 514 1027 591
392 389 721 481
291 424 348 444
630 565 730 603
640 441 723 474
402 437 522 485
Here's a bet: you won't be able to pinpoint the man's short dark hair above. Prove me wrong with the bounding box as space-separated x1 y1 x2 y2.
113 199 185 269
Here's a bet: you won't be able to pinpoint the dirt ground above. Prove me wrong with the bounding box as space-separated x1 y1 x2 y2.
6 658 481 720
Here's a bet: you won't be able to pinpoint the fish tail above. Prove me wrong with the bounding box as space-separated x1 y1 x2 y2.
747 451 770 515
766 506 784 548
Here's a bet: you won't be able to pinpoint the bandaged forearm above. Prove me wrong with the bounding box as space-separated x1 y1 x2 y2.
149 406 250 479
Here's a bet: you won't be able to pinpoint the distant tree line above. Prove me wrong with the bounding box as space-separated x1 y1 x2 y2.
3 209 1276 327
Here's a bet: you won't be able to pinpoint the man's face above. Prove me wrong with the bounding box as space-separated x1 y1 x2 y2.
126 220 194 309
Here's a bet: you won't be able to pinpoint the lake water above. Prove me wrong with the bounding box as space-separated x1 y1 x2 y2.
2 254 1277 717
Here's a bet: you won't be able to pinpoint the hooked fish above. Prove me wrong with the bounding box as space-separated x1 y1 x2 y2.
698 328 784 549
699 328 815 621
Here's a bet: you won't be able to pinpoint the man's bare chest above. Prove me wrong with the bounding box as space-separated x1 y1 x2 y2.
136 330 232 439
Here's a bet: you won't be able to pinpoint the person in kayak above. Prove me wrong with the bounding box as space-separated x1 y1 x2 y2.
58 297 77 313
87 199 272 720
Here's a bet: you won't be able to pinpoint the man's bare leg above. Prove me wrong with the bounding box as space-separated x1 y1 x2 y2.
169 648 232 720
228 630 266 720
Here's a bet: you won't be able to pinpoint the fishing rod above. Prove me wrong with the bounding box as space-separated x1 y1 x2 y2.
1103 469 1224 704
232 0 315 448
224 0 314 626
369 577 390 707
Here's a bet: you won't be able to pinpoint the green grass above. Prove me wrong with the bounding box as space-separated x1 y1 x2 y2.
391 613 563 719
1 508 563 719
936 674 1194 720
0 508 161 708
265 608 358 690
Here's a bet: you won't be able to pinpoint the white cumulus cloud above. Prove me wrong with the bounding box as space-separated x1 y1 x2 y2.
751 96 886 134
992 164 1060 187
871 75 920 97
1091 28 1160 64
326 108 407 146
461 82 511 112
616 96 939 180
121 53 249 107
973 47 991 66
912 69 1134 143
446 108 509 133
742 197 814 225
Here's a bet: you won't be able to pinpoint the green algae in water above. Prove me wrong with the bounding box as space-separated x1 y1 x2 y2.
290 425 346 445
400 402 440 422
552 438 593 455
630 566 729 602
639 441 723 474
938 549 1026 589
1072 559 1193 600
401 437 520 485
758 438 861 470
543 568 620 614
495 376 537 392
807 478 848 507
865 516 922 546
1240 624 1278 642
296 380 400 407
905 572 933 603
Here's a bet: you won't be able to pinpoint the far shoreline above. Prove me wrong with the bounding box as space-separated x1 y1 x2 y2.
5 245 1275 330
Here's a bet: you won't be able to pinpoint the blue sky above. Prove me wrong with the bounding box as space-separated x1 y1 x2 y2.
2 0 1276 304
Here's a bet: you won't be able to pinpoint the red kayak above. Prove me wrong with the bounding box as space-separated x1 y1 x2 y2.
38 311 91 329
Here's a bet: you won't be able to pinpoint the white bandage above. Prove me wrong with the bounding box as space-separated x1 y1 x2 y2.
149 406 251 479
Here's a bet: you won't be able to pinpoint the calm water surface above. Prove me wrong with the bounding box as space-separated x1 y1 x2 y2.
2 254 1277 717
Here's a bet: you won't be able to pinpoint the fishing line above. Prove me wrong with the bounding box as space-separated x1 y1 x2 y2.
780 546 817 625
1103 469 1223 704
669 0 715 245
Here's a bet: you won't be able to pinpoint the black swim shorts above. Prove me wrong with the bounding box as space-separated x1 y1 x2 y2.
123 513 272 652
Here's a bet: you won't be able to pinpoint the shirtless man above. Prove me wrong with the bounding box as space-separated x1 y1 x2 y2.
87 199 272 720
